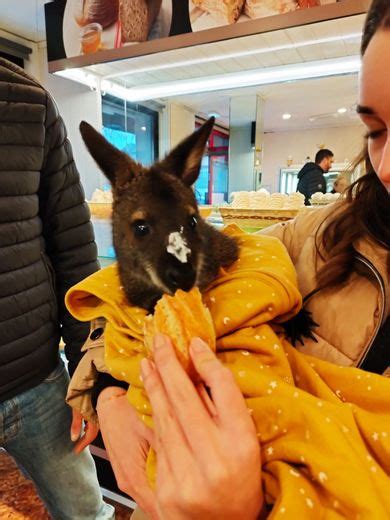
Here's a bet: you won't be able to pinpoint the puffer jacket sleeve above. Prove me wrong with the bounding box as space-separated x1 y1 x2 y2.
39 93 99 376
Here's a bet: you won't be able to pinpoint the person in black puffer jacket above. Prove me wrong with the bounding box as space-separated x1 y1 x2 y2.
296 148 334 205
0 58 115 520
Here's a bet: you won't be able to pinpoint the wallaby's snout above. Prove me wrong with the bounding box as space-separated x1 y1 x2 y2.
164 260 196 293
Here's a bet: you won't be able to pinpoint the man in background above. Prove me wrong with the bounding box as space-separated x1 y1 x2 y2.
0 57 114 519
297 149 334 205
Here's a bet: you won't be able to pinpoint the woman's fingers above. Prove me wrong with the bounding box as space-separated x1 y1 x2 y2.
149 334 219 452
189 338 255 436
141 357 193 472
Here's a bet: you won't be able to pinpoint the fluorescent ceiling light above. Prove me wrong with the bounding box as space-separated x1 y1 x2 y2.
337 107 348 113
282 113 292 120
103 32 362 80
55 56 361 103
102 56 361 102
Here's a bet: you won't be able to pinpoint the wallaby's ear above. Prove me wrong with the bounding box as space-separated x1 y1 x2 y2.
79 121 139 188
159 117 215 186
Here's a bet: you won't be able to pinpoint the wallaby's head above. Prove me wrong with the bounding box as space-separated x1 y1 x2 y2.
80 118 239 311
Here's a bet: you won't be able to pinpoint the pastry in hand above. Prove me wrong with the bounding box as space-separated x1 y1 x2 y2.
120 0 162 42
144 288 216 381
192 0 245 24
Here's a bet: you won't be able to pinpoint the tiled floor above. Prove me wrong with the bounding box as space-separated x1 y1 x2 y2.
0 449 132 519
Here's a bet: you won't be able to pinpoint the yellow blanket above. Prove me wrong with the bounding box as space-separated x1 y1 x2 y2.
66 226 390 519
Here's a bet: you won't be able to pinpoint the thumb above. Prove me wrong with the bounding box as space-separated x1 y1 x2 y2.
70 409 83 442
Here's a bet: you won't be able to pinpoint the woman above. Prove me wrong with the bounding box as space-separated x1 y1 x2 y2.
96 1 390 517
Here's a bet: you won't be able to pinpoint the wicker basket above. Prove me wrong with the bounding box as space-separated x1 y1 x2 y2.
219 207 300 230
88 202 112 219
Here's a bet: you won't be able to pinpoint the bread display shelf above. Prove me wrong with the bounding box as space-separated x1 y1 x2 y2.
88 201 112 219
88 202 213 220
219 207 300 229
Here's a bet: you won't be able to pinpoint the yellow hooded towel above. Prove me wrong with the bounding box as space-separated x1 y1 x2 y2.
66 225 390 519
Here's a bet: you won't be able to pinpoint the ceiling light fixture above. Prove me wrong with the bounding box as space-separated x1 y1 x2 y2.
282 113 292 120
102 56 361 102
207 112 221 119
103 32 362 80
337 107 348 113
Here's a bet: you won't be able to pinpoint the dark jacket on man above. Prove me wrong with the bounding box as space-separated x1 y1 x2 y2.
296 162 327 205
0 58 99 402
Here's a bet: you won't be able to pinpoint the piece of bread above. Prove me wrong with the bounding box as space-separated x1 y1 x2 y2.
83 0 119 28
244 0 299 18
119 0 162 43
192 0 245 24
144 288 216 381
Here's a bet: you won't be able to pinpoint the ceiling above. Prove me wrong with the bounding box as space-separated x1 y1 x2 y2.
169 72 362 131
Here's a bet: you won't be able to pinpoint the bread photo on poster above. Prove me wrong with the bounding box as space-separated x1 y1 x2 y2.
189 0 340 32
62 0 172 58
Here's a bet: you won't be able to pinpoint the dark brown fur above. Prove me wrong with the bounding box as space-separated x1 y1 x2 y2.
80 118 239 311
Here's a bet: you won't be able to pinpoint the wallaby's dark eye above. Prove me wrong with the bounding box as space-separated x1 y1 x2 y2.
189 215 197 229
133 220 150 237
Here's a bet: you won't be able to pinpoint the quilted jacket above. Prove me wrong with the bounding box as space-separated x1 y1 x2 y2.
0 58 99 401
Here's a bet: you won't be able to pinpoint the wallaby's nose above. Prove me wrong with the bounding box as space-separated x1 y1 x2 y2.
165 264 196 292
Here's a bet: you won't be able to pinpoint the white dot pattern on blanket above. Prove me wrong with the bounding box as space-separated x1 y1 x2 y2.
372 432 379 441
273 344 280 350
290 469 300 477
270 381 278 389
223 317 230 325
318 472 328 483
266 447 274 455
255 335 260 340
241 350 250 356
210 296 216 302
299 488 305 495
121 371 126 377
279 507 286 514
306 498 314 509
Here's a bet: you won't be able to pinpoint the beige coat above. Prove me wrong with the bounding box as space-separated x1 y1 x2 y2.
260 204 389 370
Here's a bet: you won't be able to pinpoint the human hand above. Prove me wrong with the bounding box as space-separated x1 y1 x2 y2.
141 334 263 520
71 408 99 455
96 387 157 518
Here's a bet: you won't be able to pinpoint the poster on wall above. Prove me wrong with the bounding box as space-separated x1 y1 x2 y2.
45 0 351 69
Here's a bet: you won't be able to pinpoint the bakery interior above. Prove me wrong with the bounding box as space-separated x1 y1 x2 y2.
0 0 370 514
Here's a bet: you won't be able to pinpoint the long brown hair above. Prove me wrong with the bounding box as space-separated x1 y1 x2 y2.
315 0 390 290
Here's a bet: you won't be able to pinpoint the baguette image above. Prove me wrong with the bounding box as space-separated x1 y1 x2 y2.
244 0 299 18
192 0 245 24
144 288 216 381
119 0 162 43
82 0 119 28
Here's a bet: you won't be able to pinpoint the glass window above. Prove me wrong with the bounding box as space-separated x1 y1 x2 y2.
101 94 158 166
194 123 229 205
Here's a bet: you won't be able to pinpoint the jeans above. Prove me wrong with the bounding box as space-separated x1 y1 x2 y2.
0 359 115 520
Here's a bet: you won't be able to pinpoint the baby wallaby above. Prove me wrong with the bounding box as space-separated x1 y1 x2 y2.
80 118 239 312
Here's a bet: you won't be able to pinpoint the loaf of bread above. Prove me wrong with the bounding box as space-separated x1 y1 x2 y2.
144 288 216 381
244 0 299 18
119 0 162 43
82 0 119 28
192 0 245 24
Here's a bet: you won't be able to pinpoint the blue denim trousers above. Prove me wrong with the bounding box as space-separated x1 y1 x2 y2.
0 359 115 520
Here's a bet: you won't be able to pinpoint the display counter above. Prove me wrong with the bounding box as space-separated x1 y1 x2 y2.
219 207 302 232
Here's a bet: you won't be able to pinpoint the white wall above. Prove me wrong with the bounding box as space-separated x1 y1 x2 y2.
261 125 364 192
229 124 255 193
169 102 196 148
37 46 106 199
